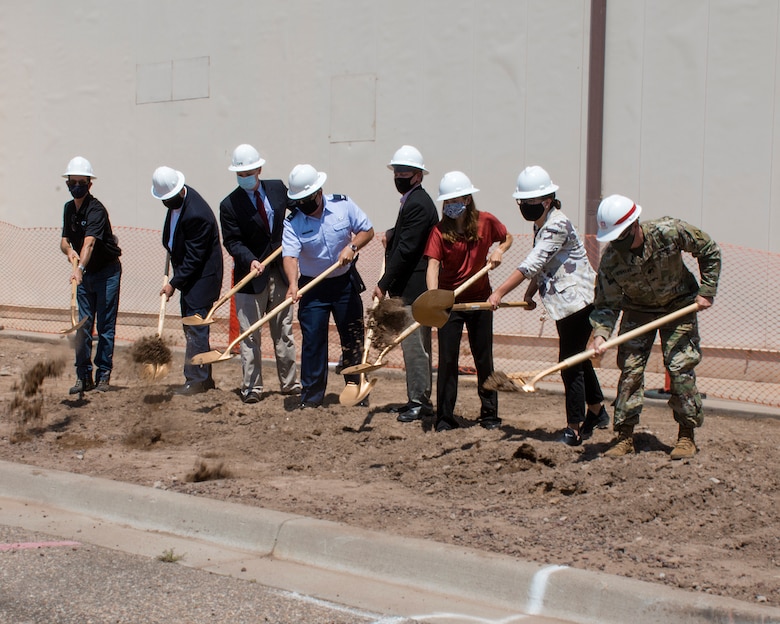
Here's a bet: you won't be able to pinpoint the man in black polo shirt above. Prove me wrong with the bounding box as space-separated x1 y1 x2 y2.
60 156 122 395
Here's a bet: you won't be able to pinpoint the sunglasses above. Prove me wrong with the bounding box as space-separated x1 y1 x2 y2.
66 179 90 187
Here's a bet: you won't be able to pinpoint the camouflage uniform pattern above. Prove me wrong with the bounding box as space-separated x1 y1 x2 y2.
590 217 721 428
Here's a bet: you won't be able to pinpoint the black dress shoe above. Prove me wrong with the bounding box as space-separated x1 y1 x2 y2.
389 403 412 413
435 418 459 432
397 404 433 422
174 379 215 396
478 416 503 430
299 401 322 410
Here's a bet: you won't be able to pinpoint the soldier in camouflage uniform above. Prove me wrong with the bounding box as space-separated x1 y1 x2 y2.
588 195 721 459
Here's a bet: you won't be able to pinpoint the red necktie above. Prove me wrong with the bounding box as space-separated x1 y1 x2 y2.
255 190 270 231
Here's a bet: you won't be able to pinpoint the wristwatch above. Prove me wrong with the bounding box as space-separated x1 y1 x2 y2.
78 264 86 273
350 244 358 252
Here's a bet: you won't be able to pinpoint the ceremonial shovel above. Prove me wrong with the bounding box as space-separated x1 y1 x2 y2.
139 252 172 382
339 261 386 407
58 258 88 335
412 300 530 328
340 262 494 376
190 260 342 365
489 302 700 393
182 247 282 326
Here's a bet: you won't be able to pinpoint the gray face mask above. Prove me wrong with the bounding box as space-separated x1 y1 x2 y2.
443 201 467 219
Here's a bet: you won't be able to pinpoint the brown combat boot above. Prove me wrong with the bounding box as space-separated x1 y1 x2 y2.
670 425 697 460
604 424 635 458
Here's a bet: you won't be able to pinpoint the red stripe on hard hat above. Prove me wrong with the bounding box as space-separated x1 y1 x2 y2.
614 204 637 225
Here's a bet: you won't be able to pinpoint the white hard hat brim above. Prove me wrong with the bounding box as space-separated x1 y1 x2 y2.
387 162 429 174
596 204 642 242
151 170 186 200
437 187 479 202
228 157 266 172
287 171 327 200
513 183 559 200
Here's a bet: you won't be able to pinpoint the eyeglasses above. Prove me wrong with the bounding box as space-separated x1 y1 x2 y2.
66 178 90 187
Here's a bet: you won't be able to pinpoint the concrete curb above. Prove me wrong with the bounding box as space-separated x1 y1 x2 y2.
0 459 777 624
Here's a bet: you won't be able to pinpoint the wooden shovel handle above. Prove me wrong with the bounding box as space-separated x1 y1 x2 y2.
224 259 342 353
524 302 700 389
450 301 530 312
157 252 170 337
213 246 283 312
68 257 79 325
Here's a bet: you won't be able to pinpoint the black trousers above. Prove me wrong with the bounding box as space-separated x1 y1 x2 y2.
436 309 497 422
555 304 604 425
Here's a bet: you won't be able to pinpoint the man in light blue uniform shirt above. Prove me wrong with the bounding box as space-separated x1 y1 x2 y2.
282 164 375 409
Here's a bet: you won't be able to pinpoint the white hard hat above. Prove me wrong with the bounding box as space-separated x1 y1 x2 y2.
228 143 266 172
387 145 428 174
151 166 186 200
437 171 479 201
287 164 327 200
596 194 642 242
62 156 95 179
513 165 559 199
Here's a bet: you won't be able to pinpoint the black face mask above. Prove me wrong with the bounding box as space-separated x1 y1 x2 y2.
296 198 319 215
611 226 635 252
394 176 415 194
163 194 184 210
520 202 545 222
69 184 89 199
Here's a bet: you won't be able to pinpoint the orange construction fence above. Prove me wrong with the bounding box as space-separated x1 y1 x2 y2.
1 221 778 407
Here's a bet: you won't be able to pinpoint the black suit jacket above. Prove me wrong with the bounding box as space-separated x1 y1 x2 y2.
378 185 439 304
219 179 288 294
162 185 223 310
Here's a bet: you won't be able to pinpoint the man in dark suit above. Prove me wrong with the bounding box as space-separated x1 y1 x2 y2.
152 166 223 395
219 144 300 404
373 145 439 422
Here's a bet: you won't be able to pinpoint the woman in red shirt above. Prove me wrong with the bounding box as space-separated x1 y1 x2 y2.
424 171 513 432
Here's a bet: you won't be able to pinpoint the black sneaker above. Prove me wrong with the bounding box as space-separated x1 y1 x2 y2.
69 377 95 395
581 406 610 439
241 390 261 404
559 427 582 446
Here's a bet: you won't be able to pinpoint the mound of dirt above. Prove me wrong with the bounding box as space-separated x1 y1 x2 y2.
0 334 777 608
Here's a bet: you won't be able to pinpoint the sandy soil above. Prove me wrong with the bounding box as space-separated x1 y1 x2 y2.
0 333 778 608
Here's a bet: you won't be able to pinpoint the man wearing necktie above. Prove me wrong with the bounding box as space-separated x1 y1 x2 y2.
219 144 301 403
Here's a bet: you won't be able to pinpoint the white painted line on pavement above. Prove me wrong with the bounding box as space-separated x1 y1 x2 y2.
526 564 568 615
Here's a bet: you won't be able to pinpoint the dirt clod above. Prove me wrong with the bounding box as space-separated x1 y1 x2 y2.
131 335 172 366
370 297 410 349
483 370 524 392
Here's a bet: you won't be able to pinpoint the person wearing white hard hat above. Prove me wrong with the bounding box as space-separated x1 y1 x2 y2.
423 171 513 432
588 194 721 460
59 156 122 395
282 164 375 409
219 144 301 403
488 166 608 446
374 145 439 423
152 166 223 395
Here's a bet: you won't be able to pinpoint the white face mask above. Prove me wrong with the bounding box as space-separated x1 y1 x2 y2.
443 201 467 219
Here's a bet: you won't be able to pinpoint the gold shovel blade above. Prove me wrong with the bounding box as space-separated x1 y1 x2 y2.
340 361 387 375
181 313 213 326
190 350 233 365
339 378 377 406
58 317 87 335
